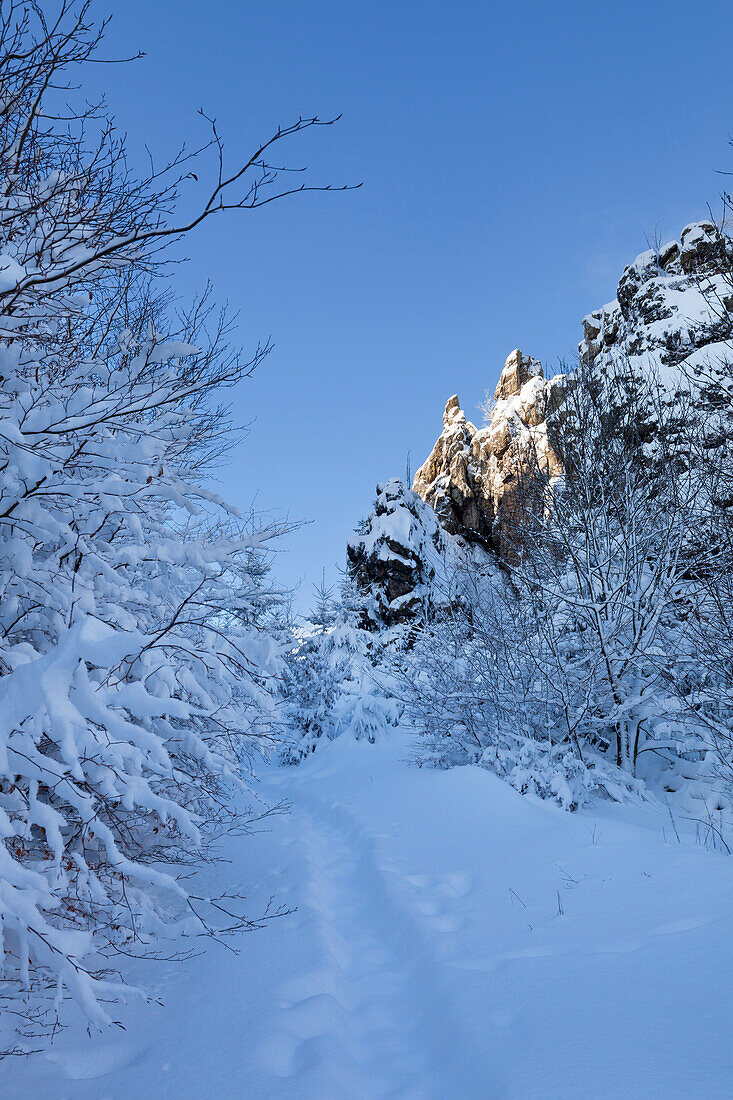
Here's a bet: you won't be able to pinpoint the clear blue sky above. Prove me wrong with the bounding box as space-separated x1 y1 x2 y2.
94 0 732 608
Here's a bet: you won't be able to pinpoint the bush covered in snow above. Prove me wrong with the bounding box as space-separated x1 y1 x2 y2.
396 353 733 815
0 1 338 1047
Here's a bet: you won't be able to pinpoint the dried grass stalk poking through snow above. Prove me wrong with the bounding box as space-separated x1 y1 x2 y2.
0 0 345 1048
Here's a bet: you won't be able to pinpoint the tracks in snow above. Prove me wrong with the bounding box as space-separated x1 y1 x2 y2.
259 791 490 1099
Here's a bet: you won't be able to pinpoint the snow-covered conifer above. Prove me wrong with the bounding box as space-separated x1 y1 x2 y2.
346 479 451 630
311 570 337 633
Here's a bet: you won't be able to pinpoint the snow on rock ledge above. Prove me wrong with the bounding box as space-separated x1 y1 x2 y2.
580 220 733 386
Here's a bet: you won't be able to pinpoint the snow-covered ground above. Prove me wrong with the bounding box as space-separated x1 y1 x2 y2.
9 733 733 1098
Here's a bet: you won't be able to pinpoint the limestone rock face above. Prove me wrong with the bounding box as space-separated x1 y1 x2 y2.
494 348 542 401
410 393 489 542
413 350 564 555
413 221 733 561
580 221 733 378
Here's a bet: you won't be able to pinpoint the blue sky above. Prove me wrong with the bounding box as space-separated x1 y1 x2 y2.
95 0 733 608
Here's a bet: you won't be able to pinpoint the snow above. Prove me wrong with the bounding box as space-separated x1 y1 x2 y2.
9 731 733 1098
678 339 733 380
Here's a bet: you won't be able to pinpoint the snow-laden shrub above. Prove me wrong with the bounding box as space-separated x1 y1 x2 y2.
280 625 351 762
0 2 333 1043
395 546 666 810
397 355 733 812
331 663 400 744
487 740 643 811
498 740 596 811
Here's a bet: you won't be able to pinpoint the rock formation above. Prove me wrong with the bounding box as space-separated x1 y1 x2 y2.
580 221 732 383
412 350 564 556
414 221 733 557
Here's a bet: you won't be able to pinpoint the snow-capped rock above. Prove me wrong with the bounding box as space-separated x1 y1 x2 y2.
347 221 733 628
580 220 733 387
414 221 733 559
413 349 564 556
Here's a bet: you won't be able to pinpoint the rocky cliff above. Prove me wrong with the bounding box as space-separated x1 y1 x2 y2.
580 220 732 384
413 220 733 555
412 349 565 557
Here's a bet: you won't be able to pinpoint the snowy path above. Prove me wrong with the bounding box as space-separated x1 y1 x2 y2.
257 784 492 1096
261 799 442 1093
9 733 733 1098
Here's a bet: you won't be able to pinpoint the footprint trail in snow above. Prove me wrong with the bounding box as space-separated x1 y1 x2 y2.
259 791 487 1098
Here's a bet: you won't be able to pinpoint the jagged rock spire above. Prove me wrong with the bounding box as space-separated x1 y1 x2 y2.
412 350 563 554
